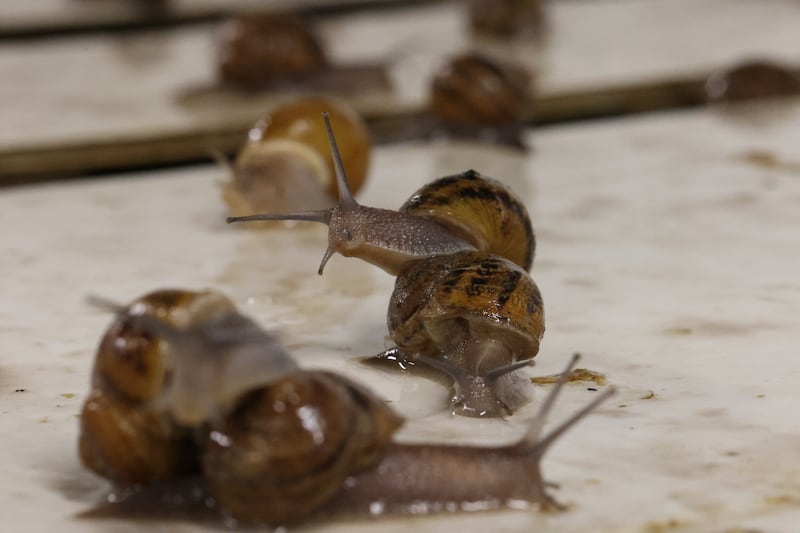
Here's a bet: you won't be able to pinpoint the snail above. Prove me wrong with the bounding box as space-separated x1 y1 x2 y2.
227 112 534 274
384 250 544 417
430 52 533 148
706 59 800 103
78 289 297 485
79 296 612 526
221 98 372 217
226 113 540 416
217 13 328 90
468 0 545 41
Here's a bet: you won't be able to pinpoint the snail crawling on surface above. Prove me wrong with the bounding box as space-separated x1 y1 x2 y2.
79 288 613 527
215 12 391 95
220 97 371 217
228 114 543 417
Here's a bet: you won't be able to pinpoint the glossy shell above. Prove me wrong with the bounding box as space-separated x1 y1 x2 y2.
78 289 234 486
387 251 544 367
217 13 328 89
400 170 535 271
202 370 404 525
431 53 532 128
224 97 371 216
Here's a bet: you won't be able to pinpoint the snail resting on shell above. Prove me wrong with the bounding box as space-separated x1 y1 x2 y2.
227 113 543 417
79 288 612 526
221 98 371 217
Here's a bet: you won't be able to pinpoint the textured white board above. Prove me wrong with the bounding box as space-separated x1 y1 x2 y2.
2 102 800 531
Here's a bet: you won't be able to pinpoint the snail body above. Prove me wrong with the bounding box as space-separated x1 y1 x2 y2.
227 114 534 274
223 98 371 217
387 250 544 417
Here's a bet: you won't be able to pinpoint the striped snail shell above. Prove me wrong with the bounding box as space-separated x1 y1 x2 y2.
400 169 534 271
227 114 535 275
386 250 544 417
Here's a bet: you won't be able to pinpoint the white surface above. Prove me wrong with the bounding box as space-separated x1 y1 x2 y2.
3 103 800 531
4 0 800 152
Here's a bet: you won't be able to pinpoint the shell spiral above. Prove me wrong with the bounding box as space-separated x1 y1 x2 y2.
400 170 535 271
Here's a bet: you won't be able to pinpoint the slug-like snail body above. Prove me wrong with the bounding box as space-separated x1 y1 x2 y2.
217 13 328 90
80 298 611 526
227 114 534 275
79 289 297 485
223 98 371 217
387 250 544 417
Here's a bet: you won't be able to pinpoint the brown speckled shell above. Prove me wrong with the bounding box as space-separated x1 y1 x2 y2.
217 14 328 89
388 251 544 364
78 289 233 486
400 170 534 271
202 370 404 526
431 53 531 128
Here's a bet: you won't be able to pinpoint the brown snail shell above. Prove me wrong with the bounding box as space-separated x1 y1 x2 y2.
217 13 328 89
400 169 535 271
78 289 227 485
386 250 544 417
202 370 403 525
706 59 800 103
222 98 372 218
468 0 545 40
431 53 532 129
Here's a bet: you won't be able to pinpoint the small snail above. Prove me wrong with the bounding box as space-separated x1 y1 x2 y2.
468 0 545 40
227 113 534 274
430 53 533 147
222 98 372 217
706 59 800 103
217 13 328 90
78 289 297 485
385 250 544 417
79 297 612 526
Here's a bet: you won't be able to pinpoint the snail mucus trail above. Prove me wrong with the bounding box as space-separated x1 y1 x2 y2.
79 289 613 526
228 113 544 418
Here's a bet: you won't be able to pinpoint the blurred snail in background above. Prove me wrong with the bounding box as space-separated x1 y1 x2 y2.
78 295 612 525
227 113 534 274
468 0 545 41
430 53 533 147
228 114 542 416
78 289 297 485
706 59 800 103
217 13 328 90
221 98 371 217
